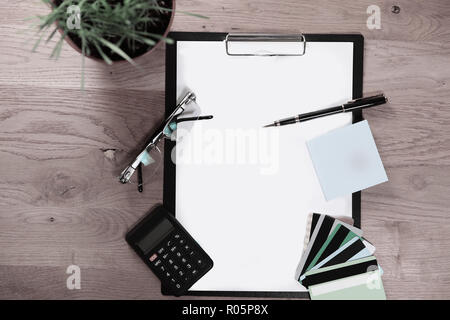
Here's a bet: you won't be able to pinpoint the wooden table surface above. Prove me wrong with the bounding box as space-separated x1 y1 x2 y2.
1 0 449 299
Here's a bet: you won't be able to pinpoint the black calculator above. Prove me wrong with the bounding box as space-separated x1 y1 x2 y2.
126 205 213 296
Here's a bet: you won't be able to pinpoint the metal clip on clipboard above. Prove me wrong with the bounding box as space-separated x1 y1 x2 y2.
225 33 306 56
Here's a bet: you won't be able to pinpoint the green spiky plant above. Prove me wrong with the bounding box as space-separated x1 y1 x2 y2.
32 0 206 88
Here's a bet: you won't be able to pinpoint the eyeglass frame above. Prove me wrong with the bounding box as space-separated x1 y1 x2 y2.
118 92 197 184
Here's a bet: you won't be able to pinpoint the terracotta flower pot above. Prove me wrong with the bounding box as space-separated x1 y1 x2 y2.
52 0 175 63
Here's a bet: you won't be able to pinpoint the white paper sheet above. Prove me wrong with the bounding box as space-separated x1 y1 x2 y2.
174 40 355 292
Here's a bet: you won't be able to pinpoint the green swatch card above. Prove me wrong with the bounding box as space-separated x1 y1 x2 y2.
309 270 386 300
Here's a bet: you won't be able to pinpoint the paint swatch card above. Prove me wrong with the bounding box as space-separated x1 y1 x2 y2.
309 270 386 300
296 213 386 300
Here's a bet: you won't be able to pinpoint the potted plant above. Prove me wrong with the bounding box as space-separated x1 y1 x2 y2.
32 0 205 87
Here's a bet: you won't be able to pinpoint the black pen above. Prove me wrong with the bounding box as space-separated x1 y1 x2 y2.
263 94 388 128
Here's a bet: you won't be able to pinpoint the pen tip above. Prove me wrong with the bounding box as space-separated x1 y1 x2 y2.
263 124 274 128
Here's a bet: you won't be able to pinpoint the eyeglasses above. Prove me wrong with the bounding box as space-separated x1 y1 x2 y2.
118 91 212 191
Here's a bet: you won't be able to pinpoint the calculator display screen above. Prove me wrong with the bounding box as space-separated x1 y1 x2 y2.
136 218 174 254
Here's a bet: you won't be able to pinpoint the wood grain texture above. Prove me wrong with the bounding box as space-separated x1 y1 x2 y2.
0 0 449 299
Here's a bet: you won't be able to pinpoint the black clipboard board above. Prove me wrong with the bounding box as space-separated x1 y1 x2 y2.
163 32 363 298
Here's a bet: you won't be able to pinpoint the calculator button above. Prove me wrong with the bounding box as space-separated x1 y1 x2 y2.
175 283 181 289
176 252 182 258
173 265 179 271
149 254 158 262
174 234 180 239
168 259 174 265
186 263 192 269
196 259 202 265
165 272 171 278
170 278 176 283
192 269 198 276
178 271 184 276
181 258 187 264
179 239 185 245
160 266 165 272
184 245 190 250
170 246 177 252
166 240 172 247
154 260 162 267
157 247 165 254
162 253 169 259
189 251 195 256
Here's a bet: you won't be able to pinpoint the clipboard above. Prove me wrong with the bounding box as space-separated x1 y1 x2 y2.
163 32 363 298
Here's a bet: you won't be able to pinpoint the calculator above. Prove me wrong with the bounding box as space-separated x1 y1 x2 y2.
126 205 213 296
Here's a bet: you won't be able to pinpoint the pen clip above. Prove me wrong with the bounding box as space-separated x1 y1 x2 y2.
347 92 385 104
343 93 387 113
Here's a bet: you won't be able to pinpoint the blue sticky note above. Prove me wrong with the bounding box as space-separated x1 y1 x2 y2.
307 120 388 200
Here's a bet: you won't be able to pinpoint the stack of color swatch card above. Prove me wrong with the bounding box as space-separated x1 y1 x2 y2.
295 213 386 300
